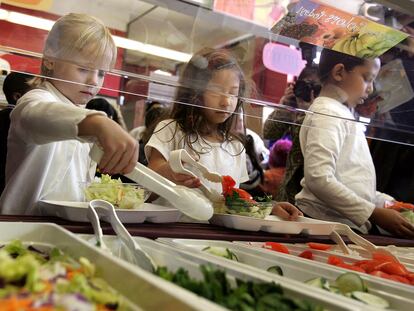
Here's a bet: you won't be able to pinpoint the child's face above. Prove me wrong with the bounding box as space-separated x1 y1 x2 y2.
202 68 240 126
49 58 110 105
337 59 381 108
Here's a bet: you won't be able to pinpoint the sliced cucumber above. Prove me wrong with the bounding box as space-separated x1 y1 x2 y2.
305 277 329 289
335 272 366 294
351 291 390 309
266 265 283 276
202 246 239 261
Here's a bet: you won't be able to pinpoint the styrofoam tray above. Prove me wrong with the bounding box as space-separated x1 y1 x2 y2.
158 238 414 311
0 222 222 311
209 214 338 234
37 200 181 223
79 234 386 311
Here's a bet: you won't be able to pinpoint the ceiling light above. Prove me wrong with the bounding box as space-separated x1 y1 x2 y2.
0 8 192 63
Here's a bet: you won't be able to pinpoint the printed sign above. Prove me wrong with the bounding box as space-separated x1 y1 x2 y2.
2 0 53 10
271 0 408 58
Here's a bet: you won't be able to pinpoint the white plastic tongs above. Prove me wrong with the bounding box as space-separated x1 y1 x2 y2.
169 149 223 203
89 144 213 220
332 223 400 261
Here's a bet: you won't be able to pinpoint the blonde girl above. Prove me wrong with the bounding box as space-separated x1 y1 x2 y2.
0 13 137 214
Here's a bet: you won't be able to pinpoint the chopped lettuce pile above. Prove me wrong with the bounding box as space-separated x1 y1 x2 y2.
84 174 146 209
0 240 131 310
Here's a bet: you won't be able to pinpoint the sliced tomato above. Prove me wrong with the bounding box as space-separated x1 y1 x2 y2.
231 188 253 200
221 175 236 195
369 270 393 280
307 242 332 251
380 262 409 276
298 250 314 260
372 251 400 264
262 242 290 254
327 255 344 266
336 263 365 273
387 275 410 285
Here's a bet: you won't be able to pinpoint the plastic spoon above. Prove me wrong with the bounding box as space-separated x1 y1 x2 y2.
89 199 156 272
89 144 213 221
169 149 223 202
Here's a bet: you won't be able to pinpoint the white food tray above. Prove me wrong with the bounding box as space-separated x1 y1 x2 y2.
0 222 223 311
37 200 181 223
210 214 338 234
79 234 384 311
158 238 414 311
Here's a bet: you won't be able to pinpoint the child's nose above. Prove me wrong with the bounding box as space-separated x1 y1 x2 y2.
220 94 233 107
87 71 100 86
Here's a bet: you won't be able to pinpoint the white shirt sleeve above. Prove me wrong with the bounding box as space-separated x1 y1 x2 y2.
144 120 179 161
11 89 104 145
301 112 375 226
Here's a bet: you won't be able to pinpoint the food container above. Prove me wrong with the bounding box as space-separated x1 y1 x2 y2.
78 234 384 311
80 181 151 210
158 238 414 311
214 200 273 219
0 222 222 311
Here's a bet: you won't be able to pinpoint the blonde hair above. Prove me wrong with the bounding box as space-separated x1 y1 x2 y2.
31 13 117 86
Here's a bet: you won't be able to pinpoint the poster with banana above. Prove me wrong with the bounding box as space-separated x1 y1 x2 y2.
271 0 408 58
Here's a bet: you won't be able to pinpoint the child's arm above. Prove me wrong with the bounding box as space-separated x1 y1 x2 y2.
78 114 138 175
147 148 201 188
370 208 414 238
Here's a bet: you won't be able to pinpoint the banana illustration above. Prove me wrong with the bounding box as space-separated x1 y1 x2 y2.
333 36 350 53
348 38 357 56
358 33 378 50
356 48 374 58
355 37 364 54
371 40 391 51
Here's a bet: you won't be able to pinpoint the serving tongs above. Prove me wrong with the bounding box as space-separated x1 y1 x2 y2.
89 144 213 221
332 223 400 261
88 199 156 272
169 149 223 202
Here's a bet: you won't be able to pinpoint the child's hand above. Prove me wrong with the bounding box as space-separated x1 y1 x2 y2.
371 208 414 238
148 148 201 188
78 115 138 175
272 202 303 221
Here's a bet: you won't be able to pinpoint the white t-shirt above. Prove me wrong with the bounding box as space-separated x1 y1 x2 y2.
0 82 104 215
296 96 393 233
145 119 249 194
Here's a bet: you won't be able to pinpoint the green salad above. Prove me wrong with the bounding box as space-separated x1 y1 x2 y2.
0 240 131 310
84 174 146 209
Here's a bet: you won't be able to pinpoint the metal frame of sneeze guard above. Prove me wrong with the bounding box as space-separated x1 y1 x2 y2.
89 144 213 221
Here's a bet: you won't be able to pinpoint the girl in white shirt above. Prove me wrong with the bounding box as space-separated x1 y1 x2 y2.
296 49 414 238
0 13 137 215
146 48 300 220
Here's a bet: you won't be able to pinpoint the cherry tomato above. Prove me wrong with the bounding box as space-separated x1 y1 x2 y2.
262 242 290 254
327 255 344 266
298 250 314 260
307 242 332 251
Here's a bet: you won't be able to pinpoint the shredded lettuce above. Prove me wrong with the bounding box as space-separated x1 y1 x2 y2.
84 174 145 209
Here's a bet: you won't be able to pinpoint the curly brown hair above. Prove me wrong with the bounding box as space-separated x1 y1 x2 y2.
166 48 249 154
